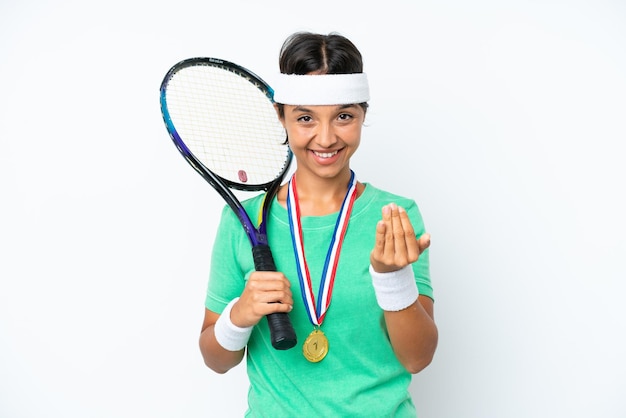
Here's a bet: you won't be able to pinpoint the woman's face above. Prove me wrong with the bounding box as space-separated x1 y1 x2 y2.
278 103 365 181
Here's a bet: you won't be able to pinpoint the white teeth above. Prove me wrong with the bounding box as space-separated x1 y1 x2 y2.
313 150 338 158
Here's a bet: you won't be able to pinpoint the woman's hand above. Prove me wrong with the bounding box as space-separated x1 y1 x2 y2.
230 271 294 328
370 203 430 273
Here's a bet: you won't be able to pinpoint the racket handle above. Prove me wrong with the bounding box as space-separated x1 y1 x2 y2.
252 244 298 350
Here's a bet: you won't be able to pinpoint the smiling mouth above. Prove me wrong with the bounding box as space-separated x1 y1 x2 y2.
312 149 340 159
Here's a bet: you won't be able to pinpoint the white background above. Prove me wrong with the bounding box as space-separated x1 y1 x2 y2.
1 1 625 417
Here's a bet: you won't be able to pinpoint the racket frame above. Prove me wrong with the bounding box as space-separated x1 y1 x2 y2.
159 57 292 247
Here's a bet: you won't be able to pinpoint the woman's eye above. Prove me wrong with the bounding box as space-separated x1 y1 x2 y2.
338 113 353 121
297 115 312 122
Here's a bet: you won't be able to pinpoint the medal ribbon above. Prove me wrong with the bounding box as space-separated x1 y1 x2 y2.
287 171 358 326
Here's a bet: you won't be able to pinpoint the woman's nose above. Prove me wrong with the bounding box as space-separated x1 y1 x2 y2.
315 123 337 147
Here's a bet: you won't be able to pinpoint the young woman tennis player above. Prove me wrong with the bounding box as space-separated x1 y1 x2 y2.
199 31 438 417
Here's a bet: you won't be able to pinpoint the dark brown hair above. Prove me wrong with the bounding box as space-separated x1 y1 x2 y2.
276 32 369 117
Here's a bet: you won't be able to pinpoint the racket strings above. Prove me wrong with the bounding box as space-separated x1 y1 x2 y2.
165 65 289 186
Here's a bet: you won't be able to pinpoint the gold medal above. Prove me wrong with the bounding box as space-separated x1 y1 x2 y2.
302 329 328 363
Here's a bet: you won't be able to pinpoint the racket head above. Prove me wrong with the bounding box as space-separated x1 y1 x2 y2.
160 57 292 192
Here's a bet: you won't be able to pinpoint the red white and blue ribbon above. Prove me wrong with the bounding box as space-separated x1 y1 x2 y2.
287 171 358 326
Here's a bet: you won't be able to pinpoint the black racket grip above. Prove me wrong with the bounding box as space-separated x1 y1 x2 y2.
252 244 297 350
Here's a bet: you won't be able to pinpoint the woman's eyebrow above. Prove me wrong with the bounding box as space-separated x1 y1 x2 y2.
291 104 357 113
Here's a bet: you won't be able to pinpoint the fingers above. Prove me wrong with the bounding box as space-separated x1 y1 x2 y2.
373 218 387 256
383 203 418 265
232 272 293 327
370 203 430 273
246 272 294 307
393 205 419 262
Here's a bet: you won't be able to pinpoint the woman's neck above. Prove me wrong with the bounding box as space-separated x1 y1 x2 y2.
277 169 363 216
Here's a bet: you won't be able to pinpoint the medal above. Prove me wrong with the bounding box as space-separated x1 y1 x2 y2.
302 328 329 363
287 171 357 362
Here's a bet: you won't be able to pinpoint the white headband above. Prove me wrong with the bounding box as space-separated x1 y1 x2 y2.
271 73 370 105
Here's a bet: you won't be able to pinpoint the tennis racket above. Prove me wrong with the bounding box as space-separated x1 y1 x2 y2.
159 57 297 350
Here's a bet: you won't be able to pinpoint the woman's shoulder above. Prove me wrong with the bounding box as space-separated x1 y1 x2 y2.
241 192 267 210
217 192 266 225
362 182 418 207
359 183 427 231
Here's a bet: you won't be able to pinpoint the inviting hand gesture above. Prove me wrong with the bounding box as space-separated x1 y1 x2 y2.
370 203 431 273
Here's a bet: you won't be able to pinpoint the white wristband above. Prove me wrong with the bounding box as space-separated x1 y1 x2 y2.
214 298 253 351
370 265 419 311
